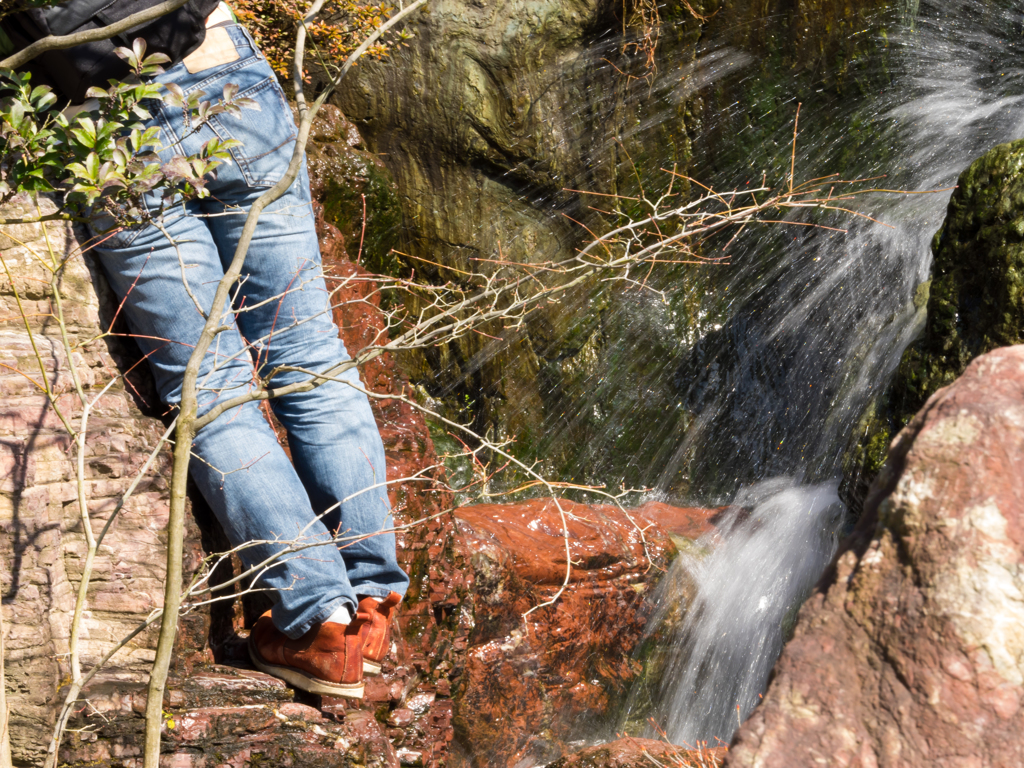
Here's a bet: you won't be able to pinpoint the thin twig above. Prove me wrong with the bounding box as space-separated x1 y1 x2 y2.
0 0 193 69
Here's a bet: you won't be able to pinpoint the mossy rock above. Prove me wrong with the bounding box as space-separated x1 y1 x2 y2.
304 103 405 278
319 161 404 278
618 556 700 736
844 139 1024 506
899 139 1024 400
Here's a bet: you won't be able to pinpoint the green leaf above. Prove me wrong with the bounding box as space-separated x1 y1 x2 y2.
35 91 57 112
113 46 136 67
69 128 96 149
84 152 100 180
78 116 97 137
96 121 123 143
140 126 162 148
28 84 49 104
8 100 25 130
132 38 148 67
144 52 171 66
162 82 185 109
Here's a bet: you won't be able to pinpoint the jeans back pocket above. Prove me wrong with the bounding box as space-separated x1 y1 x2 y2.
210 77 298 189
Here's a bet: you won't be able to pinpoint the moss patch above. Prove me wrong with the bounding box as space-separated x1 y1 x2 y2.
320 160 404 278
898 139 1024 400
845 139 1024 505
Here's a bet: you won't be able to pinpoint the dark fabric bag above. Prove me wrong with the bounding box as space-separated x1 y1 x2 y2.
2 0 220 102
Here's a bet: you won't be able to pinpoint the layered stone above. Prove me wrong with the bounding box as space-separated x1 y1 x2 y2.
452 499 716 766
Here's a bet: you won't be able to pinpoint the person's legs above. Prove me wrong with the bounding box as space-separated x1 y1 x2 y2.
88 25 407 637
205 166 408 602
188 27 408 601
91 195 360 637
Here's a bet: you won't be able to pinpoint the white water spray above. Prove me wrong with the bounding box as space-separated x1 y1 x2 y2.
632 0 1024 748
645 479 843 745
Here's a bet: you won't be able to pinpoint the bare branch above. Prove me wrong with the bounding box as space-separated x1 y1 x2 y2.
142 2 429 763
0 0 192 70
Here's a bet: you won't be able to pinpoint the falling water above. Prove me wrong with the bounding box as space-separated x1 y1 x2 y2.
620 0 1024 747
646 479 844 744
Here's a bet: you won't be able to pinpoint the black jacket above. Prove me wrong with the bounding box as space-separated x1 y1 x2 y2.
2 0 220 102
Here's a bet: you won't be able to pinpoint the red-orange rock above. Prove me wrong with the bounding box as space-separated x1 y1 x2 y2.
453 498 720 767
551 738 725 768
455 498 677 585
633 501 723 541
726 346 1024 768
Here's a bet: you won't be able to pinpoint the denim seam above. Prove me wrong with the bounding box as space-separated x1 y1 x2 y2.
184 50 261 95
355 587 392 599
233 24 262 56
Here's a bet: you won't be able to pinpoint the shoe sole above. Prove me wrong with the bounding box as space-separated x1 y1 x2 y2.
248 637 365 699
363 659 382 676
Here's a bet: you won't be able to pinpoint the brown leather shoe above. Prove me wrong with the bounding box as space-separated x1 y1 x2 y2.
357 592 402 675
248 610 368 698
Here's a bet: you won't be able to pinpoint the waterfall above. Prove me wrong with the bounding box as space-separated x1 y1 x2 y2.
631 0 1024 746
646 479 843 745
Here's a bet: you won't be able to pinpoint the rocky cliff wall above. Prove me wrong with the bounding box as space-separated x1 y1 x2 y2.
334 0 708 461
334 0 899 493
0 196 206 765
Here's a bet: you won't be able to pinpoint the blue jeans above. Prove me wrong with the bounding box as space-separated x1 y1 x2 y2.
89 25 408 639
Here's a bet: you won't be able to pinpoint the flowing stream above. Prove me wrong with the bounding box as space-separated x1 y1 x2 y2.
618 0 1024 747
644 479 844 745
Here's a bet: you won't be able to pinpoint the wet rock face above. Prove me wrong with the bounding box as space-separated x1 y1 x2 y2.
896 138 1024 414
451 499 717 767
726 345 1024 768
332 0 900 496
847 139 1024 498
335 0 710 449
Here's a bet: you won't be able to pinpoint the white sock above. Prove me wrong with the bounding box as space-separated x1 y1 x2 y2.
324 604 353 625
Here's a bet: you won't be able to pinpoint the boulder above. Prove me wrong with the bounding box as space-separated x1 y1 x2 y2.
451 499 717 767
726 345 1024 768
846 139 1024 498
